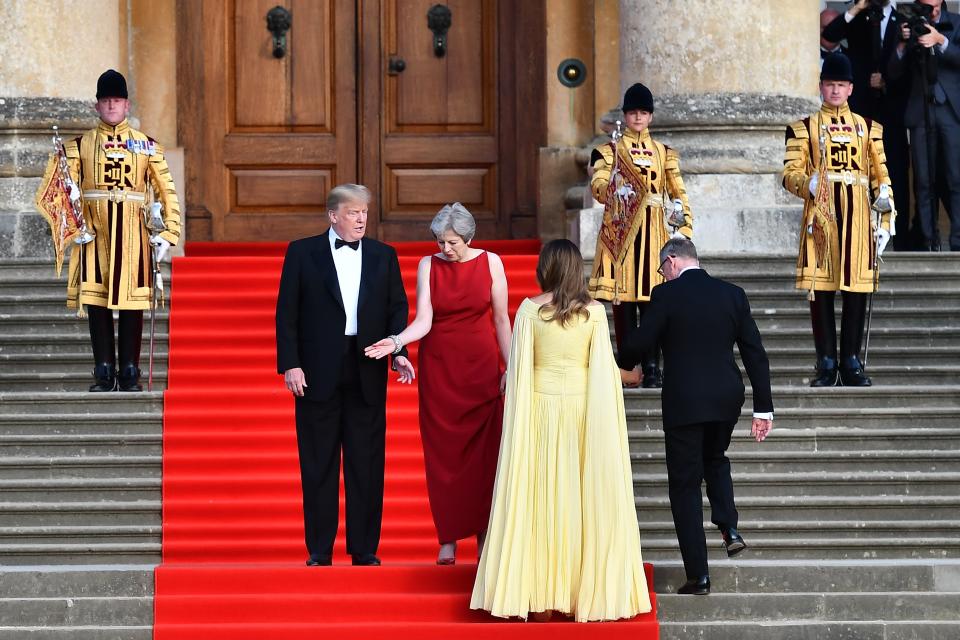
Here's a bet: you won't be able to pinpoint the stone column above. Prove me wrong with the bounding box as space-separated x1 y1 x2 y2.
0 0 120 258
582 0 821 256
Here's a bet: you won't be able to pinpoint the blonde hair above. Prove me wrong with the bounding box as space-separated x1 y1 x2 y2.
536 239 592 326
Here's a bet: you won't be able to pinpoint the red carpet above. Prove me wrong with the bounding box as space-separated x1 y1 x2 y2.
154 241 659 639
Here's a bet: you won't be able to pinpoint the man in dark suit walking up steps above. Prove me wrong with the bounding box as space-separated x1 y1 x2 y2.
620 238 773 596
276 184 414 567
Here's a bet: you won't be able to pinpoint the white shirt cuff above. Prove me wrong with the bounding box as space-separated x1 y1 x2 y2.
753 411 774 420
845 10 855 22
941 37 950 53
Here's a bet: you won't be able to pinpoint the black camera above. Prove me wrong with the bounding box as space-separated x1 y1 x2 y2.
858 0 889 22
896 2 936 46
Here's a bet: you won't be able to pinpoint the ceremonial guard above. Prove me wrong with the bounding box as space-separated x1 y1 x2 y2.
53 70 180 392
588 82 693 388
782 53 896 388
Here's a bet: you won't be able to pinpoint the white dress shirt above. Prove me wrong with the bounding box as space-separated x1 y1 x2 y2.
329 228 362 336
675 265 773 421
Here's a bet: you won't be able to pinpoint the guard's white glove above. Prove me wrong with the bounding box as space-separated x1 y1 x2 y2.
150 236 171 263
66 178 81 202
873 183 893 214
808 174 819 197
875 227 891 257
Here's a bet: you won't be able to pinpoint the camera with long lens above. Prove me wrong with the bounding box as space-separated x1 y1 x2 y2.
895 2 936 49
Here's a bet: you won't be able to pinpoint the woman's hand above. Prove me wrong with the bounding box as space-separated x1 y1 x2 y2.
364 338 396 359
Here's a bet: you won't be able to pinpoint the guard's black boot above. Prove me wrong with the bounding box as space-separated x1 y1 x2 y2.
641 353 663 389
117 310 144 392
839 292 872 387
809 292 838 387
87 305 116 392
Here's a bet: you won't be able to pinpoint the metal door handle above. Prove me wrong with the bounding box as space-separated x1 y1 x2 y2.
388 56 406 75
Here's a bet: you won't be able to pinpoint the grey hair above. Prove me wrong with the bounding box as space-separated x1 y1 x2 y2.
326 184 371 212
430 202 476 243
659 237 699 264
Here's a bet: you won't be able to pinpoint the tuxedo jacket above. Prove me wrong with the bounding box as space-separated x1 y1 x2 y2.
823 7 910 126
621 268 773 429
275 232 409 405
887 9 960 127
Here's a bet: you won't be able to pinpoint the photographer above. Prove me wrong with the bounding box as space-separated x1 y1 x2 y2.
888 0 960 251
823 0 912 249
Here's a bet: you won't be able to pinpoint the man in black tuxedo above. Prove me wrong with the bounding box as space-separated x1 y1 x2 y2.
620 238 773 596
276 183 414 567
823 0 913 250
888 0 960 251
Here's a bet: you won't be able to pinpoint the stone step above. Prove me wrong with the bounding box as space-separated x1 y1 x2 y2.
0 372 168 392
0 318 169 337
741 289 960 309
635 495 960 521
0 353 169 375
758 326 960 349
0 502 160 527
0 393 163 415
650 559 960 593
0 334 169 355
631 450 960 474
633 471 960 497
639 537 959 560
0 478 160 502
659 620 960 640
0 525 160 545
623 385 960 410
0 596 152 628
0 456 161 480
640 519 960 540
764 365 960 386
0 413 161 436
0 434 161 457
627 427 960 452
0 566 154 598
0 543 160 564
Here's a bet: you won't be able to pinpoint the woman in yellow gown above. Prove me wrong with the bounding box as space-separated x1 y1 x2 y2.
471 239 650 622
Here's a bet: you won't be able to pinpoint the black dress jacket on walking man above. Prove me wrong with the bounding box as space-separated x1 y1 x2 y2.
276 232 408 561
621 268 773 579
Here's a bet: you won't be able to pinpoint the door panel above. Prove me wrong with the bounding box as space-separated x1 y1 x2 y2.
181 0 355 242
373 0 499 240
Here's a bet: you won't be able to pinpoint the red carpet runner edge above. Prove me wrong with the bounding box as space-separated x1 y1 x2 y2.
153 240 659 639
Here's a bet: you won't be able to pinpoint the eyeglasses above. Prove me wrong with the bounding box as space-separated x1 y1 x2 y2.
657 256 671 277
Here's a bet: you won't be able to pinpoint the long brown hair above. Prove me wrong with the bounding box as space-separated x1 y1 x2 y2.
536 239 592 326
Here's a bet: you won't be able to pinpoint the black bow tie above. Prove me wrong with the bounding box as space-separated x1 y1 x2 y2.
335 238 360 251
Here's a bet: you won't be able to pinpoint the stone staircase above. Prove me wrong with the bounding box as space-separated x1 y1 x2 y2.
0 258 163 639
2 252 958 638
620 253 960 638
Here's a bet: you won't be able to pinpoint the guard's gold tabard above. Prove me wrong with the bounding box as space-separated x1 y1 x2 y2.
588 128 693 303
63 120 181 310
782 104 895 294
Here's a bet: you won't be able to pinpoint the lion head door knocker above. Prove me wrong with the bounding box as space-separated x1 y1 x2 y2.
266 6 292 59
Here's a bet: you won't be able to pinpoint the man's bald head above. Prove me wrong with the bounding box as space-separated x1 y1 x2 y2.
820 9 842 49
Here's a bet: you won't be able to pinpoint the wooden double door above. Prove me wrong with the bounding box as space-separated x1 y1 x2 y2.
179 0 544 243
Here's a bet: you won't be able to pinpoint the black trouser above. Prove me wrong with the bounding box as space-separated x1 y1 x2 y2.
911 103 960 250
612 301 657 367
294 337 385 559
664 420 738 579
87 305 143 370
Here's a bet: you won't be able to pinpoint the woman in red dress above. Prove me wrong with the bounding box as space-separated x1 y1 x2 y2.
366 203 511 564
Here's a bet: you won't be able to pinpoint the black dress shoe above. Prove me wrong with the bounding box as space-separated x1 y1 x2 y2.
677 575 710 595
351 553 381 566
89 363 117 392
306 555 332 566
722 527 747 557
810 357 839 387
839 357 872 387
